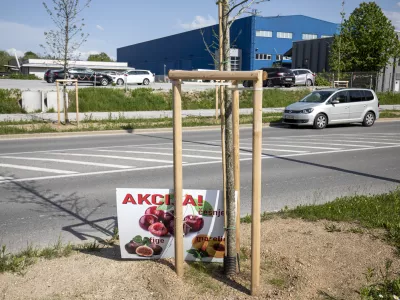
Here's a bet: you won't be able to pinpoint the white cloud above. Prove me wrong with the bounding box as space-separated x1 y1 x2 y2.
96 25 104 31
0 20 45 54
6 48 25 58
178 15 216 30
384 10 400 31
397 2 400 8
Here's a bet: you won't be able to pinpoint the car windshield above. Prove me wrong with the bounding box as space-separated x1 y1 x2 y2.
299 91 334 103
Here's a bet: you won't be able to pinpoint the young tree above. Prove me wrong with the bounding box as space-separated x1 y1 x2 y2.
87 52 113 62
217 0 269 276
330 1 400 73
41 0 91 123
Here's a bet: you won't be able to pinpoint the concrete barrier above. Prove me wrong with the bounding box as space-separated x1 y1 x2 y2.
45 91 68 111
21 91 42 113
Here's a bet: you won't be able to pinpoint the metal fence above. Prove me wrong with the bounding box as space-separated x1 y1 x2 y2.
316 72 379 90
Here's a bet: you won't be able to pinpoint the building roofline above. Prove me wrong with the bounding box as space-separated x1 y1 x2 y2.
254 14 339 26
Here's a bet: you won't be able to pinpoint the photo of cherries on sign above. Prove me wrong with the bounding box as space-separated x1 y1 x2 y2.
138 195 213 237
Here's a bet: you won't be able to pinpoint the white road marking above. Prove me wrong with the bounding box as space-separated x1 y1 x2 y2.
48 153 175 164
0 156 133 169
0 163 77 174
0 176 13 180
239 142 340 150
94 149 222 160
177 145 254 155
296 138 400 145
239 146 308 153
1 144 399 184
250 140 375 148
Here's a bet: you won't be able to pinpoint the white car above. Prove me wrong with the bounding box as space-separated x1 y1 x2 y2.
113 70 155 86
291 69 316 86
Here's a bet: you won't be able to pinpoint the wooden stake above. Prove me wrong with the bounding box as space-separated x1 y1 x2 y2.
172 80 184 277
215 86 219 120
251 71 263 296
232 81 240 259
56 81 60 126
75 81 79 126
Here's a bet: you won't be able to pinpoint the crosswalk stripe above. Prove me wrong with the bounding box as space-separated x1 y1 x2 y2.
48 153 175 164
0 163 78 174
94 149 222 160
259 140 374 148
240 142 340 150
296 138 400 145
238 146 308 153
0 156 133 169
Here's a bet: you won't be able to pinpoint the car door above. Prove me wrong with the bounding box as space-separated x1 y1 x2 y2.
348 90 366 121
326 91 350 122
126 71 135 84
297 70 307 85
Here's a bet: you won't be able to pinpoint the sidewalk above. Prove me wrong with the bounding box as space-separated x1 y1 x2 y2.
0 105 398 122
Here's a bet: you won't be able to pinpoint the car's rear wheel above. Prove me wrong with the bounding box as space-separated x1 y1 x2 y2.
306 79 313 86
143 78 150 85
313 113 327 129
267 79 273 87
47 77 55 83
362 111 375 127
116 78 124 86
100 78 109 86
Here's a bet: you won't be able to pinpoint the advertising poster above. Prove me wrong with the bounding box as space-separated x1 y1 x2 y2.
116 189 225 262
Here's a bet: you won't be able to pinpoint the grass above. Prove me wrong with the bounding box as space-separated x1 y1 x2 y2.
0 74 41 80
380 110 400 118
378 93 400 105
0 89 23 113
278 189 400 249
0 240 74 274
0 113 283 135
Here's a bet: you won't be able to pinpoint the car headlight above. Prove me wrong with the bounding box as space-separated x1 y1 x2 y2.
301 108 314 114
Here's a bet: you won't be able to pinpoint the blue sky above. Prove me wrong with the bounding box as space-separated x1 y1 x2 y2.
1 0 399 60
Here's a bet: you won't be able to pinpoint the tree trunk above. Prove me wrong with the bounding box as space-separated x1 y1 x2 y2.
222 0 236 276
392 57 397 93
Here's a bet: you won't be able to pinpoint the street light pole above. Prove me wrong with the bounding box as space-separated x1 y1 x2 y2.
164 64 166 82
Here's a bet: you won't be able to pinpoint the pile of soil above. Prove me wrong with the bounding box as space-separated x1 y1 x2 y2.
1 218 398 300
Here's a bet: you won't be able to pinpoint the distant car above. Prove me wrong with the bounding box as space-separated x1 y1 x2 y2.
113 69 155 86
66 68 113 86
243 67 295 88
282 88 379 129
291 69 315 86
44 69 64 83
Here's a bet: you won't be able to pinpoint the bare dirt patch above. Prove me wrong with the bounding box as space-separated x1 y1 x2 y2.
1 218 398 300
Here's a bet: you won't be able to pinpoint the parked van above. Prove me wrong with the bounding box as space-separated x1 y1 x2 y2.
282 88 379 129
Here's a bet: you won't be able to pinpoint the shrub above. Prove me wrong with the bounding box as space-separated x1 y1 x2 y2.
0 89 23 113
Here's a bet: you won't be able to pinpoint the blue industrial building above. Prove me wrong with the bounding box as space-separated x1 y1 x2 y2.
117 15 338 75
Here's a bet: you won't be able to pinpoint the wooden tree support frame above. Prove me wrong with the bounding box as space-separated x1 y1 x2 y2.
169 70 263 296
55 79 80 126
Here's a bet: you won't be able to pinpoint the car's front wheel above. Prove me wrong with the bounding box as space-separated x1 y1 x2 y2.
116 78 124 86
362 111 375 127
267 79 273 87
100 78 109 86
313 113 328 129
143 78 150 85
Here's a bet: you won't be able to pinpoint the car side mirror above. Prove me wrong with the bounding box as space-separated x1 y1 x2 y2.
331 100 340 105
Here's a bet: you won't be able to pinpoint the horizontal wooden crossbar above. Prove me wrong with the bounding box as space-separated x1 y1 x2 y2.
168 70 261 81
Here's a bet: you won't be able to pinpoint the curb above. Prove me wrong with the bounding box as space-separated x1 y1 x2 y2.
0 119 398 141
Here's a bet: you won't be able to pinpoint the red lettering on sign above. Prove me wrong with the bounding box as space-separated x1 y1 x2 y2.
122 194 137 204
138 194 151 205
198 195 203 206
152 194 164 205
164 194 171 205
183 194 196 206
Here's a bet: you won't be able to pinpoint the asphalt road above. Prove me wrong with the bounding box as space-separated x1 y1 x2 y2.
1 122 399 252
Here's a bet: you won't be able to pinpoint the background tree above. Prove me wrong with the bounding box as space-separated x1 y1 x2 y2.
0 50 12 72
22 51 40 60
41 0 91 123
329 1 400 73
87 52 114 62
